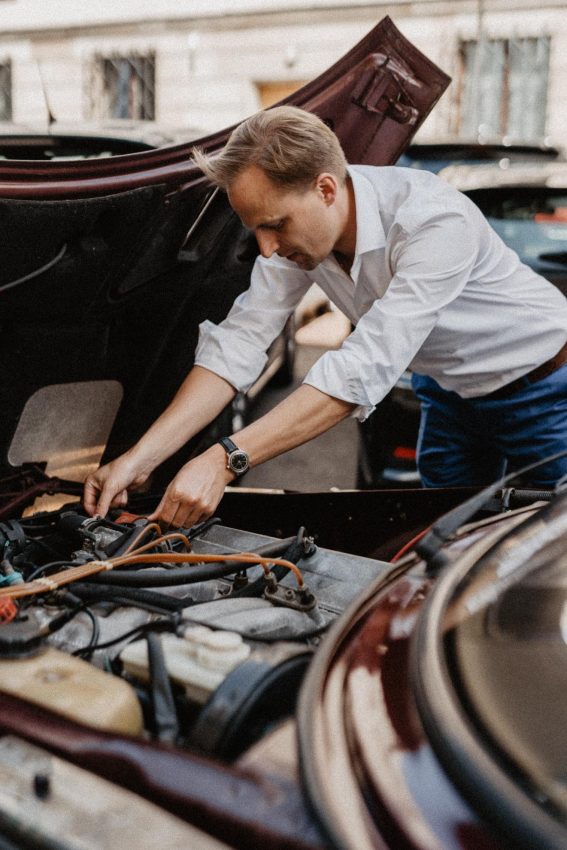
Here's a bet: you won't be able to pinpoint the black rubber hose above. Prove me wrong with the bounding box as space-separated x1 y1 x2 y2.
26 560 80 582
72 617 175 656
147 632 179 744
84 537 296 587
81 608 100 660
186 516 222 540
68 583 192 613
70 560 244 587
104 526 150 558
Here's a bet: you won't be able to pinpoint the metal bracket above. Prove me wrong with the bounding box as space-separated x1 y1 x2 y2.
352 56 418 125
263 575 317 612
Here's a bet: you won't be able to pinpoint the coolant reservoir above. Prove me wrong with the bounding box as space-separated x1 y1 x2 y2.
0 647 143 735
121 625 251 704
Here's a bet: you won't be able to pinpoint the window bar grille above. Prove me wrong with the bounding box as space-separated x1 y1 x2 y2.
89 53 155 121
0 61 12 121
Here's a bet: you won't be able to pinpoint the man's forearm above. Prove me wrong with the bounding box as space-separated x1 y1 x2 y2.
145 383 356 528
129 365 237 471
230 383 355 467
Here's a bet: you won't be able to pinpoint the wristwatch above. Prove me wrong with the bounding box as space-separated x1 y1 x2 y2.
218 437 250 477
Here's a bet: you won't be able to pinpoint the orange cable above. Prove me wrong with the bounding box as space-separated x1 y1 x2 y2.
125 531 191 557
122 522 164 555
0 549 303 601
0 560 114 599
113 551 304 585
390 527 430 563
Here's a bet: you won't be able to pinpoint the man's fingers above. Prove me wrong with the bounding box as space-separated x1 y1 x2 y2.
115 490 128 508
170 502 202 531
83 480 101 517
85 480 129 519
149 494 209 530
155 503 184 529
147 494 171 526
96 484 123 520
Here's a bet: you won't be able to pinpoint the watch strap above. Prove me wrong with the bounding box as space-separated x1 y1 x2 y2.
218 436 239 455
218 437 249 477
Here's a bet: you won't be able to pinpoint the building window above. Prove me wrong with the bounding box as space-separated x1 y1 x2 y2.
453 36 550 141
0 60 12 121
89 53 156 121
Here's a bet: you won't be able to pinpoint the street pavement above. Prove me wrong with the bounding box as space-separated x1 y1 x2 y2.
241 343 359 492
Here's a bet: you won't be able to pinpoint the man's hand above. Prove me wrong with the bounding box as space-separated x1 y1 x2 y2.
83 452 152 518
148 445 233 529
82 366 238 520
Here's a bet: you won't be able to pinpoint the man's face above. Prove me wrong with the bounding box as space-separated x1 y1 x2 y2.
228 164 340 271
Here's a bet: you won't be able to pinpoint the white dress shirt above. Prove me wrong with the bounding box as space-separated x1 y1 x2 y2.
195 165 567 420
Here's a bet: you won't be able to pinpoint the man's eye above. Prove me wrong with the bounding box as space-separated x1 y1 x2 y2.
257 219 284 233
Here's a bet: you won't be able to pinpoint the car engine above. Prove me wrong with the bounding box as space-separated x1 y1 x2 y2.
0 507 386 760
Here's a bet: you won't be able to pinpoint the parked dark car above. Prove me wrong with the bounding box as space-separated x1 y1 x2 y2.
442 161 567 297
0 121 178 159
397 139 562 173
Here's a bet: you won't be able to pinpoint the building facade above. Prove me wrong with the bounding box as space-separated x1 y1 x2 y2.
0 0 564 146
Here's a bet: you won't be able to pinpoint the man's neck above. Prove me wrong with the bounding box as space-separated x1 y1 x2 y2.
332 175 357 267
333 250 353 275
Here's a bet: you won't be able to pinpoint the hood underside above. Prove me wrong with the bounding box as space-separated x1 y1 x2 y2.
0 16 450 494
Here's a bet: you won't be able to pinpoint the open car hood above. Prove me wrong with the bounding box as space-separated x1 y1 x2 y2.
0 17 449 499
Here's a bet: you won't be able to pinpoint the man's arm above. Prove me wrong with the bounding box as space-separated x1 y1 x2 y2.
149 384 355 528
85 256 310 520
83 366 236 517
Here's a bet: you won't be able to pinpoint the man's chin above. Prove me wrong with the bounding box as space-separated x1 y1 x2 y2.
291 254 317 270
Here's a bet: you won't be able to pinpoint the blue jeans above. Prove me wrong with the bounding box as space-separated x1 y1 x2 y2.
411 363 567 488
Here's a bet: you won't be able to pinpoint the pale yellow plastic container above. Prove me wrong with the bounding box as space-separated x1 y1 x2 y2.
0 647 143 735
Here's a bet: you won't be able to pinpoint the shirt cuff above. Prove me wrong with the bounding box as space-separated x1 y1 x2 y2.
302 350 378 422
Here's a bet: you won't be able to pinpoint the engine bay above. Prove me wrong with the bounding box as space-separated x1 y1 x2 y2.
0 507 387 761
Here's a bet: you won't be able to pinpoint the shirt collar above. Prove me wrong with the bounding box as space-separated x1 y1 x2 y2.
320 166 386 284
348 165 386 258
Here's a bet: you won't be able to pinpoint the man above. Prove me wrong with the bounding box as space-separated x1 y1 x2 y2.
84 106 567 527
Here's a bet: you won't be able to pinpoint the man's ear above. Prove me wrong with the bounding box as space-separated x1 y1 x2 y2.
315 173 338 205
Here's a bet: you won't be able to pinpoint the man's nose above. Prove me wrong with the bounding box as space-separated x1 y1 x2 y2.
256 230 279 258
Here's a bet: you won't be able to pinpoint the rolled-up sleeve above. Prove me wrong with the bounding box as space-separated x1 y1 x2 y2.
195 255 311 392
303 212 477 420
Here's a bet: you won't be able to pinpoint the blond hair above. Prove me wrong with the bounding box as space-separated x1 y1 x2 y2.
192 105 348 190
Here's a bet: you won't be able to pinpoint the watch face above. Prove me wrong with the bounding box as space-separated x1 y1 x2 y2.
229 450 249 474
